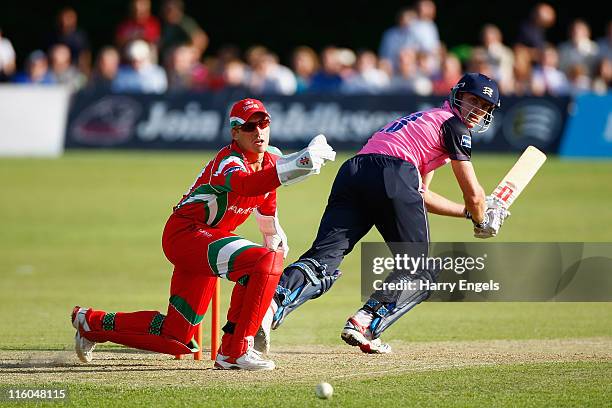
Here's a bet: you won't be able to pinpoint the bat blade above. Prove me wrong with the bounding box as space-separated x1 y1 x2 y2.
491 146 547 208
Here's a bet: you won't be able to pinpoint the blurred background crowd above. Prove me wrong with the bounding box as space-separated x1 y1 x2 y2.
0 0 610 96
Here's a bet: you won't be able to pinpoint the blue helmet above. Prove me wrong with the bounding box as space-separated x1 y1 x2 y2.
450 73 500 133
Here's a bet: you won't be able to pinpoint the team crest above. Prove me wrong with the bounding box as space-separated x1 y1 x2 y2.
482 87 494 97
298 156 311 166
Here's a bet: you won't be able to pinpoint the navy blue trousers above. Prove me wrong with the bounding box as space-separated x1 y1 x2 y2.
299 153 430 273
273 154 432 328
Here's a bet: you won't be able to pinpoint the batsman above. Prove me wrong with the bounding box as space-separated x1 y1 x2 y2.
70 98 336 370
258 73 510 354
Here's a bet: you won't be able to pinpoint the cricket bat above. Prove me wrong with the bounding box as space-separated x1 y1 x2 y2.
491 146 547 208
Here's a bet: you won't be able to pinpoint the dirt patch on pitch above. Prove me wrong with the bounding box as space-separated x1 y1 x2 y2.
1 338 610 387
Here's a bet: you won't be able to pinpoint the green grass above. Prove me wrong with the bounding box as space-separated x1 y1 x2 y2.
3 362 610 407
1 151 611 406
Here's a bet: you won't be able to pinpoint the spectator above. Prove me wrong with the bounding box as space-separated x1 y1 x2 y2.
596 21 612 61
0 28 16 81
46 7 91 74
220 58 248 94
592 58 611 94
309 46 344 93
566 63 592 95
336 48 357 78
515 3 556 61
205 44 241 91
432 53 462 95
88 46 120 91
412 0 441 56
531 44 570 96
165 44 208 91
480 24 514 91
13 50 55 84
115 0 161 49
159 0 208 62
246 49 296 95
389 47 432 95
291 46 319 93
341 50 390 94
511 46 535 96
49 44 86 90
378 7 418 72
467 47 496 80
112 40 167 93
416 50 438 79
558 19 600 75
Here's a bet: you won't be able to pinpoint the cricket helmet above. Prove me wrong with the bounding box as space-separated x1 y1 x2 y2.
450 73 500 133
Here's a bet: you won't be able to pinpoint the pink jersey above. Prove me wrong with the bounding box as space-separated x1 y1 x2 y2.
359 101 471 182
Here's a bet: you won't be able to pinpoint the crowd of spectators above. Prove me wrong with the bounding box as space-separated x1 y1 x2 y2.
0 0 610 96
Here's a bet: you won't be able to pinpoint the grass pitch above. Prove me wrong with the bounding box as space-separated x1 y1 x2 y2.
1 151 611 407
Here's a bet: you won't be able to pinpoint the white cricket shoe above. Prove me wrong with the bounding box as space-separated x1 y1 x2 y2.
253 302 276 355
71 306 96 363
214 336 275 370
341 317 392 354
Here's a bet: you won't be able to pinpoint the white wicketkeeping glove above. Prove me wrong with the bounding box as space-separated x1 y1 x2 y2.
255 209 289 258
276 134 336 186
473 195 511 239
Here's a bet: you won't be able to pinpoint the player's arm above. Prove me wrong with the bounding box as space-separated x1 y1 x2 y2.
422 170 475 218
451 160 486 223
423 190 467 217
226 165 282 196
440 118 486 223
216 135 336 196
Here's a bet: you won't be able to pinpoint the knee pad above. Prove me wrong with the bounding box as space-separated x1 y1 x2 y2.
253 250 283 278
234 250 283 285
271 258 342 329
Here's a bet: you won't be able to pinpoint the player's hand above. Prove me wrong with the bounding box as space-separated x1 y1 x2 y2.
276 134 336 186
307 134 336 164
473 204 510 239
255 209 289 258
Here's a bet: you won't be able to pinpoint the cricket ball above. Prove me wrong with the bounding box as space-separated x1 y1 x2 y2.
315 382 333 399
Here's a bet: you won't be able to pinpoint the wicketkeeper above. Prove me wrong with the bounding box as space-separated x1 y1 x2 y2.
71 98 335 370
257 73 510 355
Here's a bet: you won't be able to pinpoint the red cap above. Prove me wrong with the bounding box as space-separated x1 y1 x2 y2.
229 98 269 127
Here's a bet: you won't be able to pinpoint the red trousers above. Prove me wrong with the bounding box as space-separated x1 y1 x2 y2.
82 213 283 358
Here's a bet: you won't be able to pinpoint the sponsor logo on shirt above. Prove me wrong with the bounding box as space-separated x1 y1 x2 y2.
227 205 258 215
461 134 472 149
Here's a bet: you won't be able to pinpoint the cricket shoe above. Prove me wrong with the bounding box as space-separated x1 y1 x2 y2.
214 337 275 370
71 306 96 363
253 302 277 355
340 317 392 354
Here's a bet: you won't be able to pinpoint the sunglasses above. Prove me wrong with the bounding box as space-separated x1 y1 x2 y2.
237 118 271 132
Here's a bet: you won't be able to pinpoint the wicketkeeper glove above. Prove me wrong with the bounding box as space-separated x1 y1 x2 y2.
471 195 511 239
276 134 336 186
255 209 289 258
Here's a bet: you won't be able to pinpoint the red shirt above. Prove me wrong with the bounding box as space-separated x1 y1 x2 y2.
116 16 161 45
173 142 282 232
